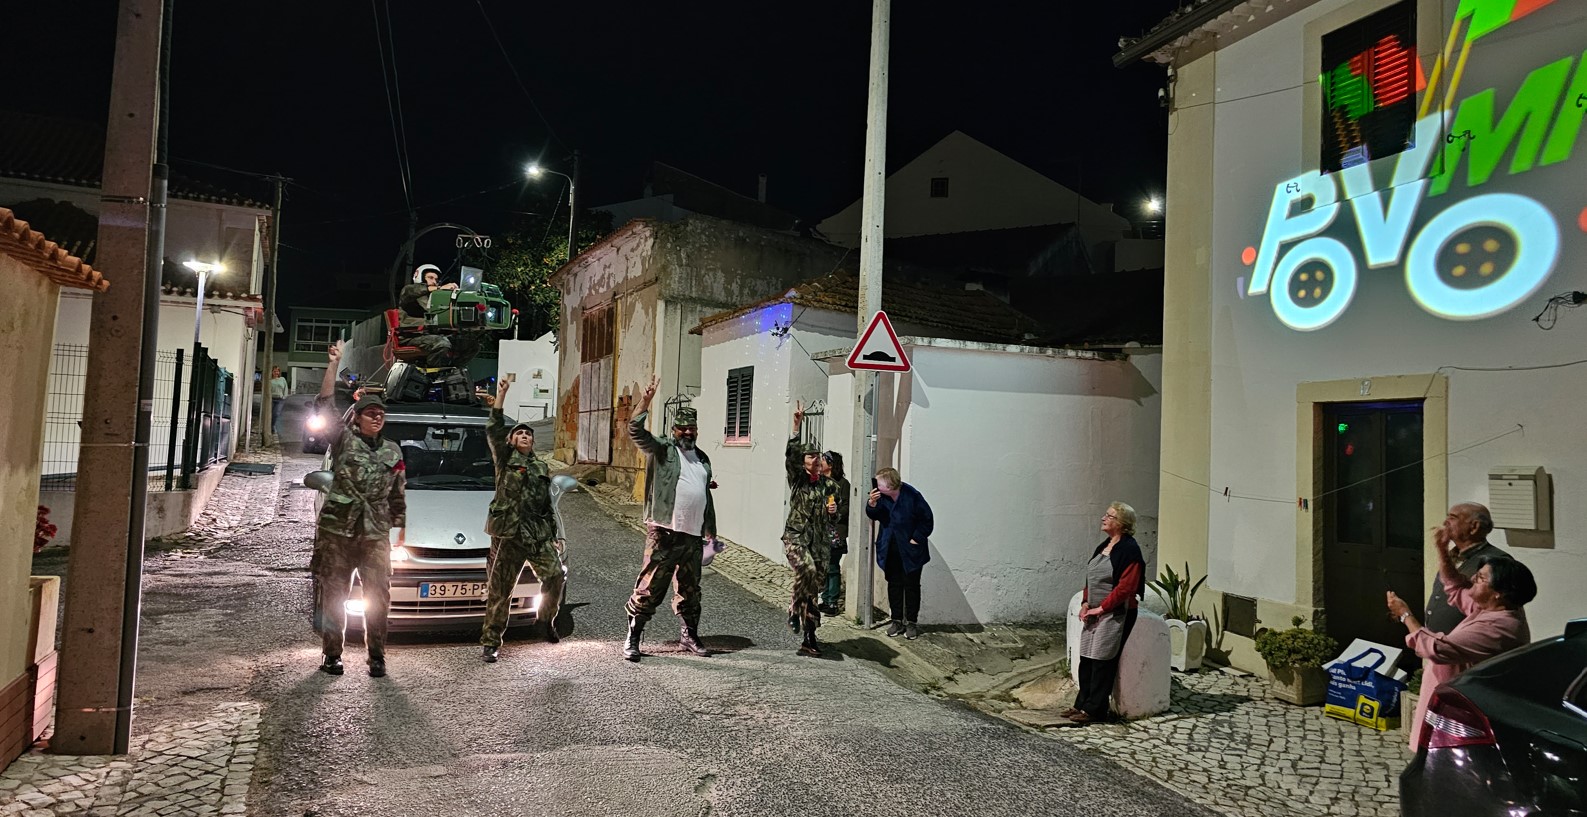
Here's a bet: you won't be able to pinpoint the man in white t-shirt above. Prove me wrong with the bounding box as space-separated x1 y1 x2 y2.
622 374 717 662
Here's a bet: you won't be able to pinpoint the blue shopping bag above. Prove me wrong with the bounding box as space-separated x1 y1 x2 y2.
1324 647 1406 730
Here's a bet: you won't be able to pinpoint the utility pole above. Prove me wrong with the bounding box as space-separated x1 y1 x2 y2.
54 0 165 755
566 149 581 261
849 0 889 629
259 174 284 447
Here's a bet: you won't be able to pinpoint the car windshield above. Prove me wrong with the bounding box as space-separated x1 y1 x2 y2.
384 421 497 489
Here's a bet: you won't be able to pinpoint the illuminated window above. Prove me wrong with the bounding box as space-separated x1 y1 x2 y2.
1320 1 1417 173
929 177 950 198
724 366 753 444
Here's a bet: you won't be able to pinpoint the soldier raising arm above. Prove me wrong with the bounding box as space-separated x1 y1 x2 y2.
310 340 406 678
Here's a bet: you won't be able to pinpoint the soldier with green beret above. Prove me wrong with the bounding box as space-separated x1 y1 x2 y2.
312 340 407 678
477 377 565 663
784 400 839 657
622 374 716 662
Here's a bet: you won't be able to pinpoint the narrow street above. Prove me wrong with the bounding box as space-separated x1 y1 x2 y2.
26 452 1215 816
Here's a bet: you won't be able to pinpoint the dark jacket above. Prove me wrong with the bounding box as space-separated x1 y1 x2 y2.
866 483 933 573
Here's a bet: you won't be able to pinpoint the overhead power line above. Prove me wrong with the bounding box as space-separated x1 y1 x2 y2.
474 0 566 149
370 0 414 212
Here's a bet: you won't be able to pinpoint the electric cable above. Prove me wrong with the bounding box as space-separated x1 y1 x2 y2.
370 0 413 213
475 0 566 150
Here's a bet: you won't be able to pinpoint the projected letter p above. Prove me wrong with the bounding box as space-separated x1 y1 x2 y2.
1248 171 1341 297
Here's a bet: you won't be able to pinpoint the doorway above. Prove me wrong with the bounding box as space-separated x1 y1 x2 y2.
1321 401 1424 649
576 303 614 464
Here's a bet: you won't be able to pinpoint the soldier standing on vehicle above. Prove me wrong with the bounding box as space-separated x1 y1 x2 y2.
785 401 840 657
478 378 565 662
623 374 716 662
312 340 407 678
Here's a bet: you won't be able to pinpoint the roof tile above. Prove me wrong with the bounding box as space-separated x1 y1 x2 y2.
0 206 108 291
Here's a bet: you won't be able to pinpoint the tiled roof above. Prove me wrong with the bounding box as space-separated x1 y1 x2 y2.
883 223 1096 276
694 270 1051 346
4 198 260 300
0 110 269 208
0 207 108 291
648 162 800 232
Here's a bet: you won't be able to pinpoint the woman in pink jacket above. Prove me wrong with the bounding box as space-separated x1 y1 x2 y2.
1387 528 1535 751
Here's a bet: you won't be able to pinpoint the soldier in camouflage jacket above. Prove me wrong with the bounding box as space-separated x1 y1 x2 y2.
312 341 406 678
478 378 565 663
784 400 840 657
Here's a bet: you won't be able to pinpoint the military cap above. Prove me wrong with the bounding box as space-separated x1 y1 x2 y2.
672 406 699 427
509 421 535 437
353 393 387 414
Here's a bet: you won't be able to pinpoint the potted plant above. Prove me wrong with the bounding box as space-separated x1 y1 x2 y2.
1253 616 1338 705
34 506 57 554
1148 562 1209 671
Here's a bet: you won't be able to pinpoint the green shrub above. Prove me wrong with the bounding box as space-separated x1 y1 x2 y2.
1253 616 1338 669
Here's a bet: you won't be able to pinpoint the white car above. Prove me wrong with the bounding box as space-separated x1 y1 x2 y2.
313 402 554 635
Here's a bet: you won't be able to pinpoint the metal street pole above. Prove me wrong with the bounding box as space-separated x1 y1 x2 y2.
54 0 164 755
567 149 580 261
850 0 889 629
259 175 284 448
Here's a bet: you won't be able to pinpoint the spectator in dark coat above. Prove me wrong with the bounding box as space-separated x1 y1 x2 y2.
865 467 933 640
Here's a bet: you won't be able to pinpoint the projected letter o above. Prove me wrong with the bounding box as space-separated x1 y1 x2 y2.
1406 194 1559 320
1270 237 1357 331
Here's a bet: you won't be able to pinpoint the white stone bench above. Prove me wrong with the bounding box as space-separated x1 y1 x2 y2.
1066 591 1171 719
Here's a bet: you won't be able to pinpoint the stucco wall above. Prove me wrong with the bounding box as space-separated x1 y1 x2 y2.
496 335 558 422
698 304 854 562
0 260 59 683
896 344 1163 624
1180 0 1587 644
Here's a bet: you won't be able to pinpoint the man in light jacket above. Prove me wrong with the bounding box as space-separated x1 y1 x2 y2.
622 374 717 662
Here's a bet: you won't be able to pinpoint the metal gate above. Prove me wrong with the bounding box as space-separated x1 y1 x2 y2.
577 303 614 464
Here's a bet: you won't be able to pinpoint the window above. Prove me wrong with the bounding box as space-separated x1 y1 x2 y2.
293 318 353 353
1320 1 1416 172
724 366 753 444
929 177 950 198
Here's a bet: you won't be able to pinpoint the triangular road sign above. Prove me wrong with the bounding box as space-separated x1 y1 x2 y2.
846 310 911 372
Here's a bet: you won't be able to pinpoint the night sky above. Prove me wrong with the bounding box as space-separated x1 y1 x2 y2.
8 1 1179 311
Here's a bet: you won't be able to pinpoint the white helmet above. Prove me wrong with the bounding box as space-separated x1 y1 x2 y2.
413 263 441 284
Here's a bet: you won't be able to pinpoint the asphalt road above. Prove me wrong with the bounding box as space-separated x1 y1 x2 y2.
112 453 1214 817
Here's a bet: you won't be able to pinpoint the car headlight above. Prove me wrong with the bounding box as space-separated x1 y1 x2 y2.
390 546 409 562
344 599 366 615
306 414 327 431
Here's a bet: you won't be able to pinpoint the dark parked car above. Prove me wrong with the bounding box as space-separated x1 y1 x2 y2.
1401 619 1587 816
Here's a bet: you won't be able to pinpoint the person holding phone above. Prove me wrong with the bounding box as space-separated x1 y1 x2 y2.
866 467 933 639
817 451 850 616
784 401 840 656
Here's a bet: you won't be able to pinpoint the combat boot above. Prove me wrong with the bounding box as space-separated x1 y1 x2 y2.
797 620 822 658
623 616 644 662
544 614 561 644
679 617 709 657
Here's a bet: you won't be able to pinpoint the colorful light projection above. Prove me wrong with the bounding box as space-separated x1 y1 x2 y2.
1321 1 1420 172
1243 0 1581 332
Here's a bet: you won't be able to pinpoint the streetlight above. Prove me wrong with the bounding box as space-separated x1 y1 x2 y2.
525 152 582 262
1144 196 1163 217
182 259 225 346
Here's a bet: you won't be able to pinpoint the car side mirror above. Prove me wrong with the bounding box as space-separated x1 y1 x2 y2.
304 470 335 492
550 474 577 500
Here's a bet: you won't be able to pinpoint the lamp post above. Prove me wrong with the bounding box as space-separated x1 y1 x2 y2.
182 259 225 346
526 153 581 261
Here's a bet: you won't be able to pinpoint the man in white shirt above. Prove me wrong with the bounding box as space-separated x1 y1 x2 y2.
269 366 289 437
622 374 717 662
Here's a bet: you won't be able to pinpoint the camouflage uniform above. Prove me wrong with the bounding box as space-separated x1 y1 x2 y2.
783 437 838 634
623 407 715 660
480 409 564 648
396 283 453 367
312 397 407 662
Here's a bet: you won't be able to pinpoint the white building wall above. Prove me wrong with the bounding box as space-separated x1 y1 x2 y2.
698 303 854 563
496 334 558 422
1200 0 1587 638
894 344 1162 624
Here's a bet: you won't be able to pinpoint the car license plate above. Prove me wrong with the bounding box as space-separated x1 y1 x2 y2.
419 582 487 599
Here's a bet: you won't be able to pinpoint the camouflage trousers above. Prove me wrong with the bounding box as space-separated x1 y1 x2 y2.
821 548 845 611
625 525 703 625
311 531 391 660
783 536 829 632
481 536 564 648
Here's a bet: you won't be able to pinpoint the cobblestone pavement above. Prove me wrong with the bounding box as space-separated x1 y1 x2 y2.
0 702 260 816
1010 671 1404 817
586 481 1407 817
